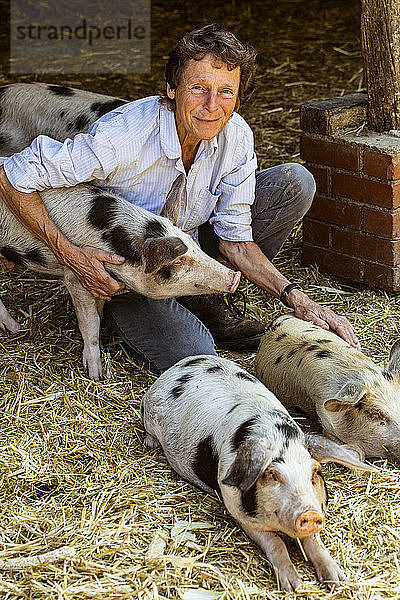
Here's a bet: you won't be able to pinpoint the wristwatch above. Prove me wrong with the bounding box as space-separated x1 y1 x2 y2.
280 283 301 307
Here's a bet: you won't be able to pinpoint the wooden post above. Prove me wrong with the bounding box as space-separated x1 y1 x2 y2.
361 0 400 132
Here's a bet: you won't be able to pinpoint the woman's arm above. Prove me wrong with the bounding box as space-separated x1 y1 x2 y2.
219 238 358 347
0 166 125 301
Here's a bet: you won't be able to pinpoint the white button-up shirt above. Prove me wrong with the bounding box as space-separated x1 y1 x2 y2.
4 95 257 241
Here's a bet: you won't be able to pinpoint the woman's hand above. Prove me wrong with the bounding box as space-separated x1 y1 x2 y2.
58 245 126 301
287 289 358 347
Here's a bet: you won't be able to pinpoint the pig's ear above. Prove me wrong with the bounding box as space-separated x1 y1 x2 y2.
306 434 377 472
384 339 400 378
221 438 274 492
324 381 367 412
143 236 188 274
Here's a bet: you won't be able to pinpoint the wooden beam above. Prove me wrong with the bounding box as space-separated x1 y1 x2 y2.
361 0 400 132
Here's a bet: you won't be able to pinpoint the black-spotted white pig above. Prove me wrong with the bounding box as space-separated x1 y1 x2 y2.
0 183 240 379
255 314 400 463
0 82 127 156
142 355 373 591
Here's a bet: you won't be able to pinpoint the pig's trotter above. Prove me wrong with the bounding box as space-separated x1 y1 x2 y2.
145 432 160 448
301 535 346 589
239 525 302 592
83 345 103 381
277 566 302 593
63 269 103 380
0 299 21 333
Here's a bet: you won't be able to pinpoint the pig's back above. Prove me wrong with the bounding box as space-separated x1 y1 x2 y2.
0 82 127 155
142 355 286 494
0 183 114 274
0 180 171 275
255 315 374 417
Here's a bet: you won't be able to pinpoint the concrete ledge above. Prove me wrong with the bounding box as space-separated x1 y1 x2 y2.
300 93 368 135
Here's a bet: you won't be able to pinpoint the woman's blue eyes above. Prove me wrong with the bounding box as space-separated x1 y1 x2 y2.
190 86 235 96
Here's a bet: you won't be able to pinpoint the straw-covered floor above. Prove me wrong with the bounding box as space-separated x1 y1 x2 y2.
0 0 399 598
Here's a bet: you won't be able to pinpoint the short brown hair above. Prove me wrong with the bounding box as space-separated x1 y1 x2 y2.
160 24 257 110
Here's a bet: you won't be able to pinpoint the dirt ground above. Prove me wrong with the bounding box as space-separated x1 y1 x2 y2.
1 1 400 599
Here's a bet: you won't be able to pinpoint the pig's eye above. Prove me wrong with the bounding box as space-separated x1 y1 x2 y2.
263 469 280 483
363 408 389 425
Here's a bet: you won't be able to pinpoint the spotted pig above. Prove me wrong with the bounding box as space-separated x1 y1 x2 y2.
142 355 373 591
0 82 127 156
255 314 400 463
0 181 240 379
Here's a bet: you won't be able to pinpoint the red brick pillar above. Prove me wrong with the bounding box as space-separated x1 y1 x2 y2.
300 93 400 291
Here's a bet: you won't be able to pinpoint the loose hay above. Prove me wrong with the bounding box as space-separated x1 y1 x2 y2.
0 0 400 598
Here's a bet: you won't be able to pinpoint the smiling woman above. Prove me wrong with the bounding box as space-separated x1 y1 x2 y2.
160 23 257 112
161 24 257 169
0 21 357 369
167 55 241 164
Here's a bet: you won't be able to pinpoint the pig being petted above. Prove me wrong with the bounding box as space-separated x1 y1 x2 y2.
142 355 373 592
0 181 240 380
255 314 400 463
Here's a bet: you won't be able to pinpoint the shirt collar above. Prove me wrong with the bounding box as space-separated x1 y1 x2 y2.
159 102 181 159
159 102 219 161
197 136 218 160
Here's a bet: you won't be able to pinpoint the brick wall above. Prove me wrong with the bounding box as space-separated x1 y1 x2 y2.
300 93 400 291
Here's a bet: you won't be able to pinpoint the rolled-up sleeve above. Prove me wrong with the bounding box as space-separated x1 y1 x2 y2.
209 130 257 242
3 129 118 193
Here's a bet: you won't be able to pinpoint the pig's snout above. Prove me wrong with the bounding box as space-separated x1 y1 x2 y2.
194 269 241 294
295 511 325 536
229 271 241 293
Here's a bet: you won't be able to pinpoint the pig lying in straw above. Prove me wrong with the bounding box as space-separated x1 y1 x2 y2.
255 314 400 463
142 354 373 591
0 181 240 379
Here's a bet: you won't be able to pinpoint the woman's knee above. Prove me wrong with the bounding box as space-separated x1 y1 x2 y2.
291 162 315 195
103 293 217 374
255 162 316 216
283 163 316 214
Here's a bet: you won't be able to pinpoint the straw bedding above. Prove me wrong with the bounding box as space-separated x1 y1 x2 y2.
0 0 399 597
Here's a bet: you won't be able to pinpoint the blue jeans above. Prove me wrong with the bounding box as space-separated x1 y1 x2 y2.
103 164 316 373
